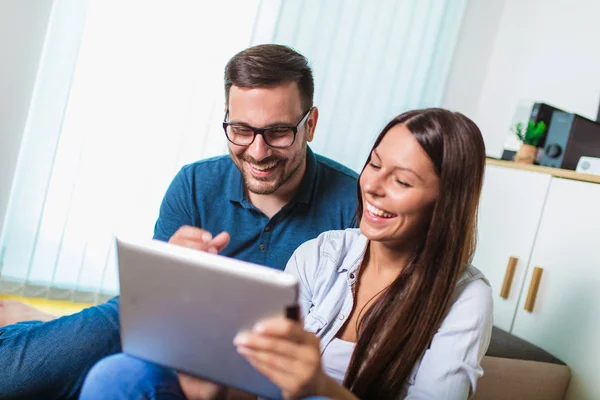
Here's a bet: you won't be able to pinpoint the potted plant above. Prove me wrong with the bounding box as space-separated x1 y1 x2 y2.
513 121 547 164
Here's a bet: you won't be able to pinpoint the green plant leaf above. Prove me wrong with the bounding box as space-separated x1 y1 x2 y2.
520 120 548 146
513 122 526 143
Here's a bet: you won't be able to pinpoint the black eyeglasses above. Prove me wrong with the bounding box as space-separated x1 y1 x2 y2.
222 108 312 148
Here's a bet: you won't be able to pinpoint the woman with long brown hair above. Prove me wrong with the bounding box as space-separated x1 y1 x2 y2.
80 108 492 400
229 108 493 399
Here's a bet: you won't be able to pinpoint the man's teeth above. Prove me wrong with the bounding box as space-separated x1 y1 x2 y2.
251 161 278 171
367 203 395 218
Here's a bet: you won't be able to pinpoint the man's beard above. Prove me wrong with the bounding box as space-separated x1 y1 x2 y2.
233 141 307 195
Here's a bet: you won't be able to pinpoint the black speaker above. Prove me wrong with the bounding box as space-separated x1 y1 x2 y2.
540 112 600 170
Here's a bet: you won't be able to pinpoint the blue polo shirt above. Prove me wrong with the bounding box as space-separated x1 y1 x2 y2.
153 147 358 270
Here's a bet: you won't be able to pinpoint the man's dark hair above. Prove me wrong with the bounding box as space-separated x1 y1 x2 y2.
224 44 314 112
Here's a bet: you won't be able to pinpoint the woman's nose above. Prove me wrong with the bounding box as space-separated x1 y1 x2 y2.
364 171 385 197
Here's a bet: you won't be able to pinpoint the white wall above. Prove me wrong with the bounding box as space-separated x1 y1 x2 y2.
444 0 600 158
0 0 54 234
442 0 506 126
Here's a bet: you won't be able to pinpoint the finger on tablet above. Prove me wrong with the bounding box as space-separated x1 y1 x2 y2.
209 231 230 252
171 226 212 242
201 231 213 242
178 240 209 252
253 318 305 343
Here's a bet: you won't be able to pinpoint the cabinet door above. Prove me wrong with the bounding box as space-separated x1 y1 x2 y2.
512 178 600 400
472 165 551 331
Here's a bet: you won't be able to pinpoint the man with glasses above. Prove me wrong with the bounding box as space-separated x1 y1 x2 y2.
0 44 358 399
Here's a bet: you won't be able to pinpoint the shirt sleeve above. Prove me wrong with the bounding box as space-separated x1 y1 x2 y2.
404 279 493 400
153 167 196 242
283 237 323 320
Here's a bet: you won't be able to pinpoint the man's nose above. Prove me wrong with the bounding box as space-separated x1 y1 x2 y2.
247 134 272 161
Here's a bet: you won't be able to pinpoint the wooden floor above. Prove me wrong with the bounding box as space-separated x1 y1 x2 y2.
0 294 90 316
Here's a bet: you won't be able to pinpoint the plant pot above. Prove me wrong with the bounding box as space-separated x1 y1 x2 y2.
514 144 537 164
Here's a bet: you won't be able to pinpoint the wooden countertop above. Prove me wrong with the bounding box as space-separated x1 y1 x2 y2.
486 158 600 184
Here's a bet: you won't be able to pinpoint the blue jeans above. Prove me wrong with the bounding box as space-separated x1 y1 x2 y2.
0 296 121 399
80 353 332 400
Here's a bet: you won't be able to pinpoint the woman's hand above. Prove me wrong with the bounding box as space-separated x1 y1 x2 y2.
233 317 331 400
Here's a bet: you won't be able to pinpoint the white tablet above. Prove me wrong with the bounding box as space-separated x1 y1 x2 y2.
116 237 299 399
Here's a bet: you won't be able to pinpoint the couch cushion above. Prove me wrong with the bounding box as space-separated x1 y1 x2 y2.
474 356 570 400
486 326 565 365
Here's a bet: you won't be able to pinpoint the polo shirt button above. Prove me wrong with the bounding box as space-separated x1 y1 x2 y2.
259 244 265 251
349 273 355 279
339 314 344 320
264 226 271 232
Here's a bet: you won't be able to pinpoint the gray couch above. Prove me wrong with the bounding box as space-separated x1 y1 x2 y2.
475 327 570 399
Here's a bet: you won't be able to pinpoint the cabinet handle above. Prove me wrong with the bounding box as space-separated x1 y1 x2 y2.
524 267 544 312
499 256 518 299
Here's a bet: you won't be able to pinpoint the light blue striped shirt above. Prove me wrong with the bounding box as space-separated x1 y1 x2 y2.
285 229 493 399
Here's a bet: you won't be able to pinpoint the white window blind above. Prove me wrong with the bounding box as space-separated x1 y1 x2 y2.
0 0 467 303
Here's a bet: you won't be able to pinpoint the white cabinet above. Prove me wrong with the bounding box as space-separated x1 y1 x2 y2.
473 165 551 331
476 166 600 400
511 178 600 400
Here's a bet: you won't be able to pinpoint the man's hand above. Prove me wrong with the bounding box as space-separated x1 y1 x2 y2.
178 373 256 400
0 299 56 328
178 373 228 400
168 226 230 254
167 228 234 398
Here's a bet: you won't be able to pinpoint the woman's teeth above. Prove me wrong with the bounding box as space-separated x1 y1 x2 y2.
251 161 278 171
366 202 395 218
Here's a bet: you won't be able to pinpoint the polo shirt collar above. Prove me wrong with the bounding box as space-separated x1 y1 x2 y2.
293 146 317 205
228 161 245 204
